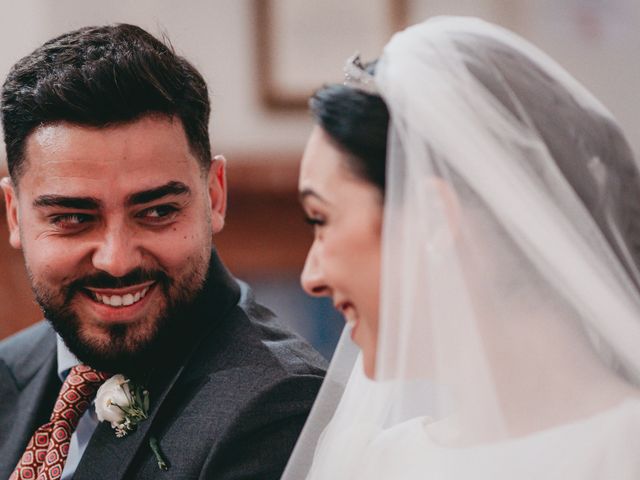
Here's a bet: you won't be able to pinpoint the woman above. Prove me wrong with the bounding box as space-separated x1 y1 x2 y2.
284 16 640 479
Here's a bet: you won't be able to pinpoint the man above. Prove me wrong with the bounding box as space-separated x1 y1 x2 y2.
0 24 325 479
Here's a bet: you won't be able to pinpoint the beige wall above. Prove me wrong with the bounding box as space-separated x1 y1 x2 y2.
0 0 639 168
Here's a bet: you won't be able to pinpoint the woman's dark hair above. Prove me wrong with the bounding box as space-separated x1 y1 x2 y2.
309 62 389 193
2 23 211 182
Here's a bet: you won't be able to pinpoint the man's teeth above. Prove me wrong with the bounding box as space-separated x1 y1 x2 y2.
93 287 150 307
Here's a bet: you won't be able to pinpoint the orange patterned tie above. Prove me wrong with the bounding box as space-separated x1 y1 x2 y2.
11 365 112 480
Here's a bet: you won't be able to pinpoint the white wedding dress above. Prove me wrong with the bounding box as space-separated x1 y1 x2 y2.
282 16 640 480
353 399 640 479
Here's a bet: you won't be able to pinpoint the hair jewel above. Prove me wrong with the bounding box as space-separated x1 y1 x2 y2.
343 53 378 95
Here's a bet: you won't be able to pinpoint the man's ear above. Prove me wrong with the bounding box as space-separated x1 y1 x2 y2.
1 177 22 249
208 155 227 234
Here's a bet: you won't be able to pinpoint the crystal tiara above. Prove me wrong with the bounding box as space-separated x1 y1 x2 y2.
343 53 378 95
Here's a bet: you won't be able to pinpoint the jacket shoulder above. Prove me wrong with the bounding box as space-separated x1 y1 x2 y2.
0 321 55 384
237 280 327 376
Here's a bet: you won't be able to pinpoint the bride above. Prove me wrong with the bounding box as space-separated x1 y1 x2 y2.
283 16 640 479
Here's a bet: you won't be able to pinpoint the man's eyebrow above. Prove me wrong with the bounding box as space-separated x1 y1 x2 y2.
33 195 101 210
127 181 191 205
299 188 329 204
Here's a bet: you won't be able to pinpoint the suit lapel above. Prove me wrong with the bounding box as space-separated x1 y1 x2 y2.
0 324 59 478
73 359 187 479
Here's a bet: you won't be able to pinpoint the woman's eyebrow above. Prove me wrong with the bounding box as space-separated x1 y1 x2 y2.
299 188 329 204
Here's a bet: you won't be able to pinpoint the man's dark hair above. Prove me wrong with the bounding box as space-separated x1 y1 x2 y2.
2 23 211 181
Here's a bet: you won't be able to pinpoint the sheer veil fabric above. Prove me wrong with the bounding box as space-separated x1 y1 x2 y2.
283 16 640 479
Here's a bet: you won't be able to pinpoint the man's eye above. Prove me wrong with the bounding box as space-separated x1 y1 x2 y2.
50 213 93 228
138 205 179 221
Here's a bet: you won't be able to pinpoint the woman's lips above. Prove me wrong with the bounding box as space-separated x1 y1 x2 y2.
336 301 358 330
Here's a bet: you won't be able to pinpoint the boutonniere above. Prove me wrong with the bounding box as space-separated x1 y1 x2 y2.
95 374 168 470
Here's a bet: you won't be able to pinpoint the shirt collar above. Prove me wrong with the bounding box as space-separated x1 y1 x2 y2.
56 334 81 381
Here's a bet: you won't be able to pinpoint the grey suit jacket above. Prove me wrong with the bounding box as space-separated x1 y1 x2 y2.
0 251 326 479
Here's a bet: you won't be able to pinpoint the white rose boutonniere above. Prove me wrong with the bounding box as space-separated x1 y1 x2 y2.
96 374 148 436
95 374 168 470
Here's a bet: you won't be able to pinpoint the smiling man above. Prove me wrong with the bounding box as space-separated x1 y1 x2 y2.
0 24 325 480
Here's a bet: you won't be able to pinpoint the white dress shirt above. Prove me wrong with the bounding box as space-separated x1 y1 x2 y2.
56 336 100 480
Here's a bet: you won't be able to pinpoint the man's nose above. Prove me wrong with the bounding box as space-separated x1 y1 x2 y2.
91 224 142 278
300 243 329 297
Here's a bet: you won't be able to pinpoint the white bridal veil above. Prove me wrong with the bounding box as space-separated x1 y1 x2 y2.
284 16 640 479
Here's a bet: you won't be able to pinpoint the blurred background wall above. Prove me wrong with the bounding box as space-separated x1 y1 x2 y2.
1 0 639 359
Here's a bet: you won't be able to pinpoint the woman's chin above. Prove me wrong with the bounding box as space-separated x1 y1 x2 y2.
362 347 377 379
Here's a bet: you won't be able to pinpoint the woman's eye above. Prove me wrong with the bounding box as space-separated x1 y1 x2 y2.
304 215 326 228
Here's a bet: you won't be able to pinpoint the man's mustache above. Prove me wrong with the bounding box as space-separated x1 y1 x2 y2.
67 268 170 292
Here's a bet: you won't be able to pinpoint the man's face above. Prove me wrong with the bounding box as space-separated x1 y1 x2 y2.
1 115 226 372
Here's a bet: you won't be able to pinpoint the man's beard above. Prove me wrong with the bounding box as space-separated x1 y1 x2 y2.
29 255 210 377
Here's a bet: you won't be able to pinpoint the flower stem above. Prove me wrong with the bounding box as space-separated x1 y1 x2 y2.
149 436 169 471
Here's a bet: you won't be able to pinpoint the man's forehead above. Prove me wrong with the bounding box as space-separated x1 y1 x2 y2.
18 117 199 190
29 123 68 148
25 117 189 151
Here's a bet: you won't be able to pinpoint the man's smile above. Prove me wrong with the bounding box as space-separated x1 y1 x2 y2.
85 281 155 307
79 281 159 324
91 286 150 307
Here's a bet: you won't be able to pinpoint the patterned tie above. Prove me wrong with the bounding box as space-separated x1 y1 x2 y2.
11 365 112 480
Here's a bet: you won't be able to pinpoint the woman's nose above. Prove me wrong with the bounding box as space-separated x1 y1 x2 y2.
300 243 330 297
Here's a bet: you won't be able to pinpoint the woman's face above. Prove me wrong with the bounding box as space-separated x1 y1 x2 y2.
299 126 383 378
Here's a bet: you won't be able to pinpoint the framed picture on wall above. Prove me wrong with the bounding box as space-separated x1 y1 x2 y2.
254 0 407 110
